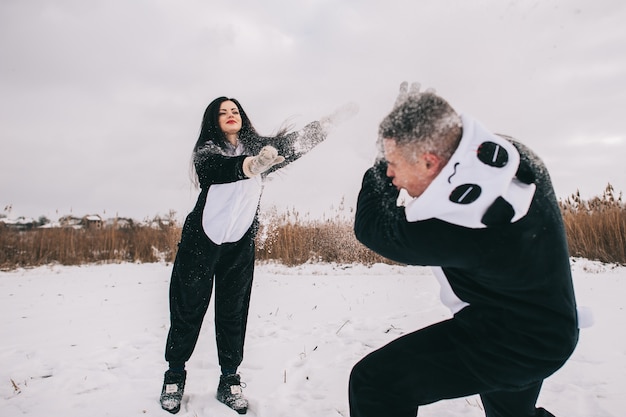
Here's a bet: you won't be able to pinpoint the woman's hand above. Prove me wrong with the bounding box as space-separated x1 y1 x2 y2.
243 146 285 177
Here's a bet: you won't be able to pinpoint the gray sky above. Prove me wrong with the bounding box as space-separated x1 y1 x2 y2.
1 0 625 221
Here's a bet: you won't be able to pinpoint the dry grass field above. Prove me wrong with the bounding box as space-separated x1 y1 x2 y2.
1 185 623 270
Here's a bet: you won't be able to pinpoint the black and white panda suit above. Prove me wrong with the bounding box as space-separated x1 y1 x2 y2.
351 115 580 417
165 121 326 373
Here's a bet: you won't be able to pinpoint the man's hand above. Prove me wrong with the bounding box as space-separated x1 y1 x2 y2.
393 81 435 107
243 146 285 177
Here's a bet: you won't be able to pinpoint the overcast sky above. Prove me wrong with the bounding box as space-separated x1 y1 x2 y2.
1 0 625 221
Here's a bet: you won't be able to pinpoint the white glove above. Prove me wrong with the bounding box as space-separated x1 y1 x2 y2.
243 146 285 177
393 81 436 107
319 101 359 132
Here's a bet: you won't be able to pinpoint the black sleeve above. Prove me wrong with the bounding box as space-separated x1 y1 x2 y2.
353 161 410 262
194 147 248 188
256 121 327 174
354 161 490 268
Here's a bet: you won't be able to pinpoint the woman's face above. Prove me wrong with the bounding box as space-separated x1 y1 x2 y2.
218 100 242 135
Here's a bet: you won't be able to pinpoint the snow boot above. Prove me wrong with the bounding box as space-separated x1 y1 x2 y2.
160 370 186 414
216 373 248 414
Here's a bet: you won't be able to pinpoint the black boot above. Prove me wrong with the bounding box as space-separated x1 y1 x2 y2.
216 374 248 414
160 370 186 414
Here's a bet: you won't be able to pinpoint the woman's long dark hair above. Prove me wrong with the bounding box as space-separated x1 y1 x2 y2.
189 97 261 188
189 96 293 188
193 97 258 153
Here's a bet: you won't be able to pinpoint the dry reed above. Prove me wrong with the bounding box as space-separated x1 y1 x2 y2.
0 221 180 270
560 184 625 264
1 184 624 270
255 212 391 266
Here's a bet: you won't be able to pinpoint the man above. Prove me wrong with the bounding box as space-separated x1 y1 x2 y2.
352 83 579 417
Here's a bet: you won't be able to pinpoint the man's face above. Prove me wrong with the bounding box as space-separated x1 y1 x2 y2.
383 138 441 198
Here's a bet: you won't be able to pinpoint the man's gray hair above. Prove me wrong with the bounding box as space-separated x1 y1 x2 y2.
379 92 462 162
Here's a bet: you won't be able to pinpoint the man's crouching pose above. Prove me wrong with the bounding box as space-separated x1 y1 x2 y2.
351 83 579 417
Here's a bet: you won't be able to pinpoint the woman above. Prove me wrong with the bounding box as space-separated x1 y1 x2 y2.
160 96 356 414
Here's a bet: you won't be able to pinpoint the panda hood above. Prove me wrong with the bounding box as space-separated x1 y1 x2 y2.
404 114 536 228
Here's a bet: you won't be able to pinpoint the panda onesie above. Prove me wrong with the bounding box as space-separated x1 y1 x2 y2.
352 115 579 417
165 121 326 374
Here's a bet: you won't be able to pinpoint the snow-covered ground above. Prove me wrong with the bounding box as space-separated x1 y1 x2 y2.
0 259 623 417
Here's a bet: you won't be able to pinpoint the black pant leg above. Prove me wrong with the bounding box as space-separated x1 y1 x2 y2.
349 317 558 417
165 243 218 366
349 319 489 417
480 381 551 417
213 231 256 371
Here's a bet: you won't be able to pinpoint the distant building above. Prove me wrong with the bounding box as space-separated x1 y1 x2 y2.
0 216 37 230
104 217 134 229
58 215 83 229
0 214 160 230
82 215 103 230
